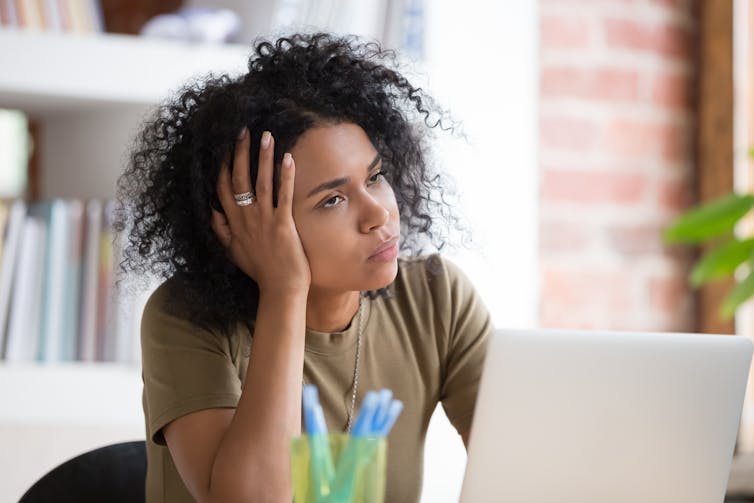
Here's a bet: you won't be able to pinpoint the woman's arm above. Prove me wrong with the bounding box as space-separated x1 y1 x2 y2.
163 129 311 503
164 289 308 503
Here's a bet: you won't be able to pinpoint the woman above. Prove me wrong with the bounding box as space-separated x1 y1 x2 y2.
116 32 492 503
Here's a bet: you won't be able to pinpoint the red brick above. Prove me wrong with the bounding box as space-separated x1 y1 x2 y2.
540 220 590 252
604 18 691 59
651 71 692 108
539 303 600 330
541 66 640 101
540 169 648 204
661 124 689 162
606 224 666 256
541 15 591 49
541 267 634 310
540 115 596 150
649 274 690 313
605 119 686 161
650 0 686 7
657 176 694 213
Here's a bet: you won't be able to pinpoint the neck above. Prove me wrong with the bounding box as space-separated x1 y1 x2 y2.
305 288 361 333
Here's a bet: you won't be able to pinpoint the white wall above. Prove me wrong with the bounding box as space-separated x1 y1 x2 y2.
419 2 539 502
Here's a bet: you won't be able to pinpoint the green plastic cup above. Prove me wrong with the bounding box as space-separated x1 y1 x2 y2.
290 432 387 503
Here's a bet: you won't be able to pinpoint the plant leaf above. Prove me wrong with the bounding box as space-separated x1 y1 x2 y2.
664 193 754 243
690 238 754 287
720 269 754 319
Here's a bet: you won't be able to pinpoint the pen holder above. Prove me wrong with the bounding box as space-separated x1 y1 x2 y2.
290 432 387 503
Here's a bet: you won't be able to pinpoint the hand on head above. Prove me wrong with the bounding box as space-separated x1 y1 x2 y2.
211 127 311 295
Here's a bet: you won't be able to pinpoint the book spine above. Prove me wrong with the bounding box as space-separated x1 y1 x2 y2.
62 199 83 360
0 200 27 357
5 215 44 361
78 198 101 361
38 199 66 362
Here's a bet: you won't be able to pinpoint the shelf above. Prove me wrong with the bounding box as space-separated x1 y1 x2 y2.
0 362 142 427
0 28 251 114
0 362 145 502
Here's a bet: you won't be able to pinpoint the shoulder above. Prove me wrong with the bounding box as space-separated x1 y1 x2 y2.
141 276 231 354
392 253 474 299
141 276 190 332
387 253 478 323
391 253 490 337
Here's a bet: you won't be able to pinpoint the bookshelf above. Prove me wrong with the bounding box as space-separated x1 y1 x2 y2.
0 28 250 198
0 27 251 501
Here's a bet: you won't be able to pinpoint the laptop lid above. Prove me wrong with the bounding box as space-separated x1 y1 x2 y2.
460 329 753 503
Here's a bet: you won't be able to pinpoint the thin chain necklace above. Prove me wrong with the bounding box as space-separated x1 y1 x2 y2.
303 292 364 433
250 292 365 434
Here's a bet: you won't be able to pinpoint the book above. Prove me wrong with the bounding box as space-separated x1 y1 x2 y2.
56 0 69 31
16 0 44 30
96 199 114 361
37 199 68 362
65 0 88 33
86 0 102 32
41 0 62 31
62 198 83 360
78 198 101 361
0 199 26 355
5 213 46 361
0 0 19 27
0 200 8 263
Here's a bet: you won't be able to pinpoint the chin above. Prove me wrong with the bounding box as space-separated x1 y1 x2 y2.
363 260 399 291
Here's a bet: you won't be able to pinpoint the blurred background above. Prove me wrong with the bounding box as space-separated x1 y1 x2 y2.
0 0 752 501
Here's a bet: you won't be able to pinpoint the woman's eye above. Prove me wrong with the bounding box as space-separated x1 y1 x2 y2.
368 171 384 184
322 195 343 208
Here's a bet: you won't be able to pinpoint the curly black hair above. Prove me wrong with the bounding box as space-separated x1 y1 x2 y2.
115 32 464 336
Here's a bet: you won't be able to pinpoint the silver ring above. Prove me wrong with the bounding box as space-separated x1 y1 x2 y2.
236 196 255 207
233 191 254 202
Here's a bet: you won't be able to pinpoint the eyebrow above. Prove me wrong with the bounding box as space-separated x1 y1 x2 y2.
305 153 382 199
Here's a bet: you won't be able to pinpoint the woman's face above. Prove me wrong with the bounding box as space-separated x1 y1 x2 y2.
289 122 401 293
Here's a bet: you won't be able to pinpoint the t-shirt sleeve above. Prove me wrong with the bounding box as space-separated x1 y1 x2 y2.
430 255 493 436
141 284 242 445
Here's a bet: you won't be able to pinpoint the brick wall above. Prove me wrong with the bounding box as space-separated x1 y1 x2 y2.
539 0 697 330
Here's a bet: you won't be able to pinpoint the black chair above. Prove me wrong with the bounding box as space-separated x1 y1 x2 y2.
19 441 146 503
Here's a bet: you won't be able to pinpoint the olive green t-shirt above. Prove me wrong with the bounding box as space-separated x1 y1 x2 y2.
141 253 492 503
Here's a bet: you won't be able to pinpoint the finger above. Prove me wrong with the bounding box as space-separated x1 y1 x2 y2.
210 208 232 247
276 152 295 215
256 130 274 215
216 159 241 230
231 127 254 210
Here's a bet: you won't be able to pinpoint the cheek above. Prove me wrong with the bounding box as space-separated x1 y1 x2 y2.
293 216 343 258
379 184 400 215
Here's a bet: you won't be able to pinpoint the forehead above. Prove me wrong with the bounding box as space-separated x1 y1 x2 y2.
290 123 377 189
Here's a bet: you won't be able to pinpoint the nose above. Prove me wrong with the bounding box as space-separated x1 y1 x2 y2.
359 194 390 233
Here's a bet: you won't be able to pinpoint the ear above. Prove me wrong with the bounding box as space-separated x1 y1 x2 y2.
210 209 232 247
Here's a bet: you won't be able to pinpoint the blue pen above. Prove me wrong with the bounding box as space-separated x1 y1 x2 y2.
375 399 403 436
350 391 380 437
370 389 393 433
302 385 335 501
331 390 404 501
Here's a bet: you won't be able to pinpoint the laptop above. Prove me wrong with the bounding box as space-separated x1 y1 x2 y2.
460 329 753 503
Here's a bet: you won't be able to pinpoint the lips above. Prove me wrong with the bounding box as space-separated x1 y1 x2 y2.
369 236 399 258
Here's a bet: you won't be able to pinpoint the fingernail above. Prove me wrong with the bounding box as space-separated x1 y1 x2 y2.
283 152 292 168
237 127 247 140
261 131 271 149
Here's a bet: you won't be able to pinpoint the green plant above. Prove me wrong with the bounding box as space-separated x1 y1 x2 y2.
664 192 754 319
